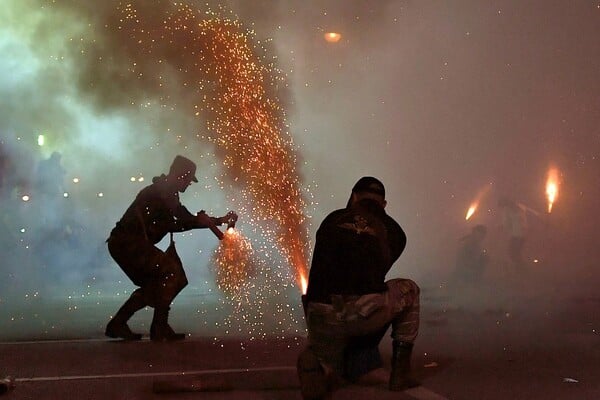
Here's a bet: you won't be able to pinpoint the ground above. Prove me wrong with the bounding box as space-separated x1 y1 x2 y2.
1 264 598 399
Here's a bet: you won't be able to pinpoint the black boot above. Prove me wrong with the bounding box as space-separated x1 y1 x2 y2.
105 291 146 340
389 340 420 391
150 306 186 341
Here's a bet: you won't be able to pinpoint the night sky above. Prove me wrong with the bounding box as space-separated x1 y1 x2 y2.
1 1 599 338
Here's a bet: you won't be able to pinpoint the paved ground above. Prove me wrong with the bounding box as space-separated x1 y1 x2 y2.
1 271 599 399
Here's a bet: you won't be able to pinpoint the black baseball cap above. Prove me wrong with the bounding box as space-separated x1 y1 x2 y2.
352 176 385 198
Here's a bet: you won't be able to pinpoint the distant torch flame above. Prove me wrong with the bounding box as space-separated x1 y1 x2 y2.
324 32 342 43
465 203 477 220
546 168 560 213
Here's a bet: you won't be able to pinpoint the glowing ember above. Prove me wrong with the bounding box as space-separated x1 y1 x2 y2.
546 167 560 213
324 32 342 43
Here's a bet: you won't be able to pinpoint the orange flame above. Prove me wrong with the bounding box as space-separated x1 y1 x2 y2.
464 184 492 221
300 273 308 295
546 168 560 213
465 203 477 220
324 32 342 43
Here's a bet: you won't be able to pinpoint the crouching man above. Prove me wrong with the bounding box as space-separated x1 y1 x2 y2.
298 177 420 399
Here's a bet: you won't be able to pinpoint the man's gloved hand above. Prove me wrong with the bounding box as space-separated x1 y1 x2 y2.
222 211 238 229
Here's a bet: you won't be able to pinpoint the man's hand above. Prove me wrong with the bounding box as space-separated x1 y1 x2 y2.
222 211 238 229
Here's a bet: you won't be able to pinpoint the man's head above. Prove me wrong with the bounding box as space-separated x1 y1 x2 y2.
348 176 387 208
168 155 198 192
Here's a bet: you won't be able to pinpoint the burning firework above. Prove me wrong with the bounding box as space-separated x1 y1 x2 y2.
546 167 560 213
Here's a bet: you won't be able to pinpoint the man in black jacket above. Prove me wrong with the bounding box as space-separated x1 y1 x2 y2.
105 155 236 341
298 177 420 399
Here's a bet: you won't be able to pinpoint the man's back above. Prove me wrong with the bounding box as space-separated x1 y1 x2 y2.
306 198 406 303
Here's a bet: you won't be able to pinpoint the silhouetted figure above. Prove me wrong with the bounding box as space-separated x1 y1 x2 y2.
105 155 237 341
35 151 66 200
498 197 528 269
454 224 488 284
298 177 420 399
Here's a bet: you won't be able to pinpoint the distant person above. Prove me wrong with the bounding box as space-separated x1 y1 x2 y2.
35 151 66 199
498 197 528 269
453 224 488 284
298 177 420 399
105 155 237 341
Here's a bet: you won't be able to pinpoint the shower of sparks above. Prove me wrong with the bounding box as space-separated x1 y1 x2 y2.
212 229 255 300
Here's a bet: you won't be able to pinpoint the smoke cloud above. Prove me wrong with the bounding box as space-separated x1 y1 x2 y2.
1 0 598 339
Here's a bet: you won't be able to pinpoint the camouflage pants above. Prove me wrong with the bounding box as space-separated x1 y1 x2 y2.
306 278 420 376
107 233 188 308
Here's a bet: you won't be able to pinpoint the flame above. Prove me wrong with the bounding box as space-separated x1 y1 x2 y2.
324 32 342 43
546 168 560 213
465 203 477 220
299 272 308 295
464 183 492 221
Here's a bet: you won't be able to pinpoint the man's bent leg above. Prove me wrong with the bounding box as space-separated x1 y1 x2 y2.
105 288 146 340
150 250 188 341
297 346 328 400
386 278 421 391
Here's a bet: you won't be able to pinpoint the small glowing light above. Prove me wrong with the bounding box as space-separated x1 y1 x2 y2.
20 228 26 233
227 227 235 234
63 192 69 198
21 195 30 202
37 135 45 146
533 259 539 263
97 192 104 197
137 177 144 182
72 178 80 183
130 177 136 182
324 32 342 43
